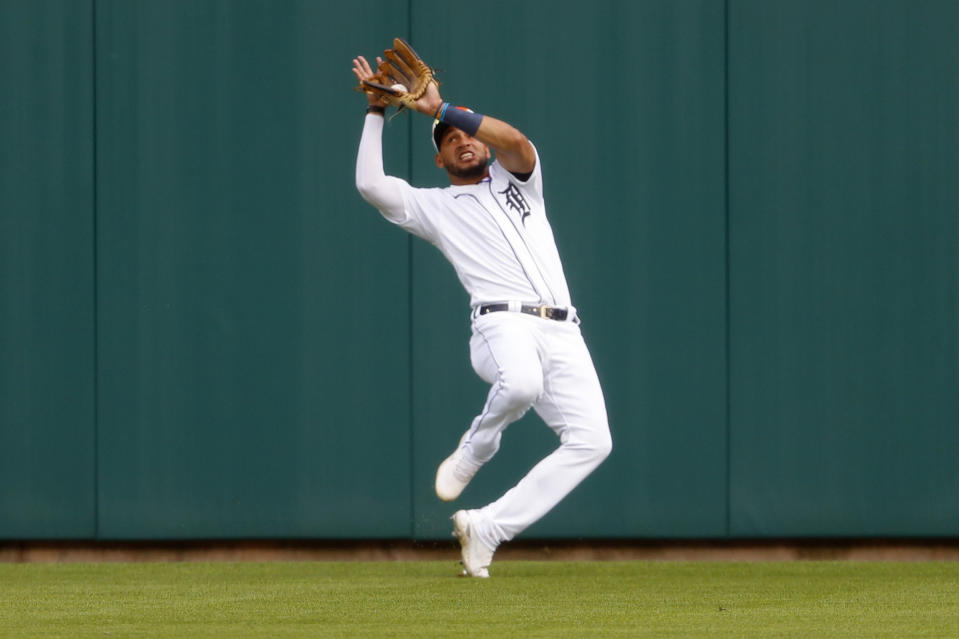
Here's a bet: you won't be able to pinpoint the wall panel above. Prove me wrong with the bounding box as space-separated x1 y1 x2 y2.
728 0 959 536
95 0 413 538
0 0 96 538
408 0 728 539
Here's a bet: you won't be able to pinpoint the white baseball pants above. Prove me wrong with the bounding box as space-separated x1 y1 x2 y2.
461 310 612 550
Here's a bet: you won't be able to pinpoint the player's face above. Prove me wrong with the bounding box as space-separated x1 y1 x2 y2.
435 127 491 183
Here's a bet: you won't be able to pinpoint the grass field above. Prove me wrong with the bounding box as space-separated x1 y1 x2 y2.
1 560 957 638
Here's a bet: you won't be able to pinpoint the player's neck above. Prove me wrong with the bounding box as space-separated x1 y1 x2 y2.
447 167 491 186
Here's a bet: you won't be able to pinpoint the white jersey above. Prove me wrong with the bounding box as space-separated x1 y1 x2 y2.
355 114 572 308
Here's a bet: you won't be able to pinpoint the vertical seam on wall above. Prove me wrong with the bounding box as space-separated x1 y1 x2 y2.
723 0 732 539
91 0 100 540
406 0 416 541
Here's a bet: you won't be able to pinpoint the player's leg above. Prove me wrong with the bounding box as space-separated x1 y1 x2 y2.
435 312 544 502
465 313 545 463
469 321 611 549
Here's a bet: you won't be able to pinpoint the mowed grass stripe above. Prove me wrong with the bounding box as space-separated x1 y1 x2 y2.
1 561 957 638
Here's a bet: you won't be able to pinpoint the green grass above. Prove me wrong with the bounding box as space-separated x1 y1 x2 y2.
1 560 958 638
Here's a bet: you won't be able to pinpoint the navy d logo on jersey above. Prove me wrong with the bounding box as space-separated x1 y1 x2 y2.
499 182 531 225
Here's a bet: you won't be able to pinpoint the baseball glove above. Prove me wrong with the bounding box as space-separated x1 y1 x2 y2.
358 38 437 110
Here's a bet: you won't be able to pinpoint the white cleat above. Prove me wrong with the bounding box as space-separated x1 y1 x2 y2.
435 447 481 502
452 510 495 578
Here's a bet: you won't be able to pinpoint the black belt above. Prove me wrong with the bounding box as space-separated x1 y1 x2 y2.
477 303 572 322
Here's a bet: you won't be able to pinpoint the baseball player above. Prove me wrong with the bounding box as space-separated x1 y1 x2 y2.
352 50 611 578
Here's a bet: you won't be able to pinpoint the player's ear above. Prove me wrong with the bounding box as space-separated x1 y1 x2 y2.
434 153 445 169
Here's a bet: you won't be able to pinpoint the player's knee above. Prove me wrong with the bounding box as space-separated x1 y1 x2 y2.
561 426 611 469
593 429 613 461
581 426 612 464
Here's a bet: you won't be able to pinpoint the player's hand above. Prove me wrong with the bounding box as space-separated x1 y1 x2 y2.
411 80 443 119
352 55 390 107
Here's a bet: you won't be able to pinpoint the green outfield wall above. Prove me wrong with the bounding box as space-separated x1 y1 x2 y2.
2 0 957 541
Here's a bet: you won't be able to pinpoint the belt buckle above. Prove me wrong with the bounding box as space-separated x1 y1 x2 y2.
539 306 548 319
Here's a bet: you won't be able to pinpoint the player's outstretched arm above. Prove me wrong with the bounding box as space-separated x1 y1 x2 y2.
353 55 407 221
411 86 536 176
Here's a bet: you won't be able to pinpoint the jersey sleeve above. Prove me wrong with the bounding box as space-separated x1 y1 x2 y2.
496 142 543 199
355 113 407 221
355 113 434 240
491 141 545 210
